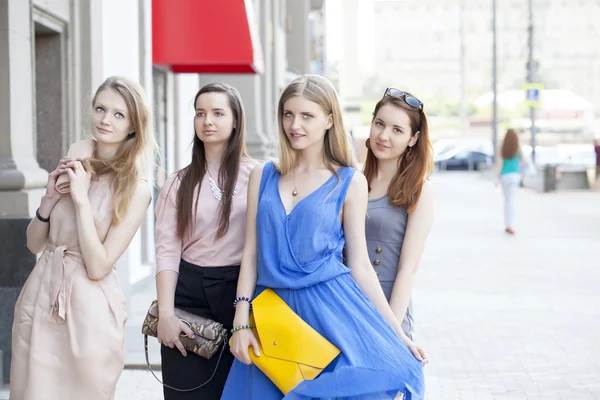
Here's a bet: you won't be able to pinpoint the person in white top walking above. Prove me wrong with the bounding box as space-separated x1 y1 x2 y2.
495 129 526 235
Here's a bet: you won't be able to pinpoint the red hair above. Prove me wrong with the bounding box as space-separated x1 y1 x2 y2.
363 94 433 213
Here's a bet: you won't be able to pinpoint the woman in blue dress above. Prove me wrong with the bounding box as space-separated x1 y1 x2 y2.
222 75 427 400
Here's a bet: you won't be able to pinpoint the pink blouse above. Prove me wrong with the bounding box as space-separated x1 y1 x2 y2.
155 159 259 274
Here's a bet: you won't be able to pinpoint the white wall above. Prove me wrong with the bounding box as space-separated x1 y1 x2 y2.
174 74 200 170
95 0 154 298
100 0 141 84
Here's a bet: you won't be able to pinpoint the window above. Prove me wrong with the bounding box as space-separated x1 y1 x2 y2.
32 11 68 174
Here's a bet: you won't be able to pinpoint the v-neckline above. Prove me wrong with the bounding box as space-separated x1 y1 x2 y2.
276 169 342 217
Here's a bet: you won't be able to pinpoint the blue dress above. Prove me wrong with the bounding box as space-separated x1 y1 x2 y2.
221 162 425 400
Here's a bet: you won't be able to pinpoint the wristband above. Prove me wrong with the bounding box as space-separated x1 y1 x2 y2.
36 208 50 223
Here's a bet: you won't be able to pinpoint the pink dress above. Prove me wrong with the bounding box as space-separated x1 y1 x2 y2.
10 176 127 400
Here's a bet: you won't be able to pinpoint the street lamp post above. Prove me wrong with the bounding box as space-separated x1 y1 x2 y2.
459 0 467 137
492 0 498 161
527 0 537 163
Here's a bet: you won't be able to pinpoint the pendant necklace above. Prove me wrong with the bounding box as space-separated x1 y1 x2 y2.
292 169 298 196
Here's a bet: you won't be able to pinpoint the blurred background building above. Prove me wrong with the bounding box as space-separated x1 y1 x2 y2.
371 0 600 109
330 0 599 167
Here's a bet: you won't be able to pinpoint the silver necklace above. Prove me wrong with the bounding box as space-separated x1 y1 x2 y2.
206 169 237 201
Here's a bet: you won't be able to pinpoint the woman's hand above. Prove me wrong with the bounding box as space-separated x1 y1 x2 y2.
157 314 195 357
398 330 429 365
65 160 92 206
230 328 260 365
44 157 72 203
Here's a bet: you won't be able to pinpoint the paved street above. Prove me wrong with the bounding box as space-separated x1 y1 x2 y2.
417 172 600 400
2 172 599 399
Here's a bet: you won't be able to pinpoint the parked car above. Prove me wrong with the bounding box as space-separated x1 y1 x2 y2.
435 148 493 171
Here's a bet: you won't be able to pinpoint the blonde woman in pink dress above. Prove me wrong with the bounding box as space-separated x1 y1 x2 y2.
10 76 156 400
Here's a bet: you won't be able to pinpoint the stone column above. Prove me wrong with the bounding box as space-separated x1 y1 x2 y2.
339 0 362 132
173 73 201 170
286 0 310 75
0 0 49 383
259 0 277 158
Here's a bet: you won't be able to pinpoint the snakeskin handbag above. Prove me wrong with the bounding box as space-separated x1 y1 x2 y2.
142 300 228 392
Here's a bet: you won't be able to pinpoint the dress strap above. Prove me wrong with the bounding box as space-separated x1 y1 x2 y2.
258 161 276 200
338 167 357 198
332 167 357 214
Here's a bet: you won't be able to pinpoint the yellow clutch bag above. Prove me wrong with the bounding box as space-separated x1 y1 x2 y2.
229 288 341 395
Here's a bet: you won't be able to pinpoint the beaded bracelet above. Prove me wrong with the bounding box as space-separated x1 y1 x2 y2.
230 324 254 334
233 296 252 311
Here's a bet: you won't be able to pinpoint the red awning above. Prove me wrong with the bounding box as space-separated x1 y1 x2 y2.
152 0 264 74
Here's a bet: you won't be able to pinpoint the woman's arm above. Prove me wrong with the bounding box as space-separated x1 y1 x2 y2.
344 173 403 332
495 153 504 180
69 162 152 280
27 140 94 253
232 164 263 326
344 173 426 362
156 269 194 357
26 170 65 253
388 182 434 326
230 163 264 364
154 174 185 315
154 174 194 355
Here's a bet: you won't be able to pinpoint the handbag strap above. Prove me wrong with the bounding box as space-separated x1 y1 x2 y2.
144 333 228 392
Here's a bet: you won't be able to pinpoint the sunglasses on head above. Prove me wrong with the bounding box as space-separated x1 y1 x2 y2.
384 88 424 110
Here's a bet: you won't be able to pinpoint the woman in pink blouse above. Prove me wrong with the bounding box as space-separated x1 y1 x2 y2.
154 83 259 399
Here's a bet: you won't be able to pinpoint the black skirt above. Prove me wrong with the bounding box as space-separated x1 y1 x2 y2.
160 259 240 400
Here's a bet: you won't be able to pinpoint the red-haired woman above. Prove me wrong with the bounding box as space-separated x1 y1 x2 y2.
363 88 434 342
496 128 525 235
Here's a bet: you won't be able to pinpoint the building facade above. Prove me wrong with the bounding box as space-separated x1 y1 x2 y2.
371 0 600 112
0 0 326 383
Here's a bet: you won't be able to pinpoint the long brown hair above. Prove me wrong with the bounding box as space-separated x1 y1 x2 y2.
174 83 249 240
84 76 156 224
363 93 433 213
501 129 519 159
276 74 356 175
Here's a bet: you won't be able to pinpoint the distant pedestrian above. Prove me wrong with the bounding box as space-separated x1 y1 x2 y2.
495 129 525 235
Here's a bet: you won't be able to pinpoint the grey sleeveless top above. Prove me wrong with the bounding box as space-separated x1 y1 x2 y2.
366 195 415 340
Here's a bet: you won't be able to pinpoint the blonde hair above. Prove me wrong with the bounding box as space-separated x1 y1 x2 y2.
84 76 157 224
276 74 356 175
